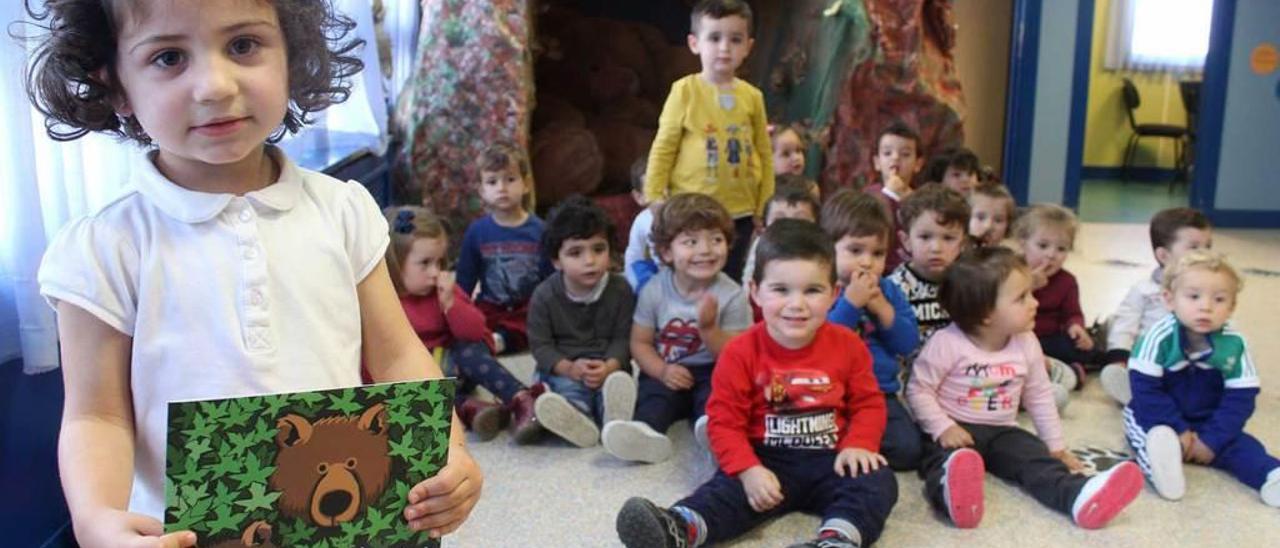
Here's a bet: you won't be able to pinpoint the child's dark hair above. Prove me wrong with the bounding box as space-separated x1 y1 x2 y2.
753 218 836 284
820 188 892 243
21 0 364 144
690 0 753 34
877 121 921 152
763 176 820 221
925 147 980 183
1150 207 1211 254
940 246 1028 334
630 153 649 194
650 193 734 262
899 183 971 232
542 195 614 260
383 205 448 296
971 183 1015 214
771 122 808 148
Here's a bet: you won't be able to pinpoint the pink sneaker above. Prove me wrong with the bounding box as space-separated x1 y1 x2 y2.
1072 461 1143 529
942 448 985 528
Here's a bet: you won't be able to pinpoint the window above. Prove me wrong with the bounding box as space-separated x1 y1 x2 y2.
1105 0 1214 73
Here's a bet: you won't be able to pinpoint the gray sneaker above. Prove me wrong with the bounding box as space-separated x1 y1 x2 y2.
603 420 672 463
1100 364 1132 405
602 370 638 424
534 391 599 447
693 415 710 451
1144 425 1185 500
1053 384 1071 413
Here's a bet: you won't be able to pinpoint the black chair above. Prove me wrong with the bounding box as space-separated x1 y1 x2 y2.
1178 80 1202 189
1121 77 1188 185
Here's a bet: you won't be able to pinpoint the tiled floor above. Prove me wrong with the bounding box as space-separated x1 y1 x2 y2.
1077 179 1189 224
457 222 1280 547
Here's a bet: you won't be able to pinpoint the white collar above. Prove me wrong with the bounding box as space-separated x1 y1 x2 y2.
133 147 303 224
566 273 610 304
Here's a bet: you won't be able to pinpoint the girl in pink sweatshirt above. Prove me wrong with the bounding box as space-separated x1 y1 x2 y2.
906 247 1142 530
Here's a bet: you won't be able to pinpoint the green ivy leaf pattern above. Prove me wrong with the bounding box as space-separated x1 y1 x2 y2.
165 379 453 547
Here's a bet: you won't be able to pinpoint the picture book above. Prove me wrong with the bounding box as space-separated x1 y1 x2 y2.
164 379 456 547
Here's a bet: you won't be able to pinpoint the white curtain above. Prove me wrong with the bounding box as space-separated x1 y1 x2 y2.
1104 0 1213 73
0 1 404 374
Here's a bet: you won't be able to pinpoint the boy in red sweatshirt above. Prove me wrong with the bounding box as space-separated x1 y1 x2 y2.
616 219 898 548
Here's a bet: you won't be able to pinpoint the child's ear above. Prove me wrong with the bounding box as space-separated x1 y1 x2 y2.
1154 246 1170 268
551 257 563 271
747 279 759 302
687 33 699 54
1161 288 1175 309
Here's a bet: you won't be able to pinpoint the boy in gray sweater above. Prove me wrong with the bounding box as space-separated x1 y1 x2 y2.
526 195 638 447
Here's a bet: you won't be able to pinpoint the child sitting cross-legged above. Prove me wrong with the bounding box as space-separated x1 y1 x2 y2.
822 189 923 470
525 196 638 447
1122 251 1280 507
617 219 897 548
907 247 1142 530
603 193 753 463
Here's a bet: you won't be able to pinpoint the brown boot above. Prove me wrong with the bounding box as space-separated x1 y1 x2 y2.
509 383 546 445
458 396 509 441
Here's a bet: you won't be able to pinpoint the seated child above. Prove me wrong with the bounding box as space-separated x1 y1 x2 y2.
771 123 821 196
907 247 1143 530
1013 204 1104 390
925 146 980 196
741 177 821 285
1122 251 1280 507
823 189 923 470
604 193 753 463
645 0 774 284
1100 207 1212 405
863 121 926 272
617 219 897 548
526 196 638 447
456 143 554 354
384 206 540 441
968 182 1016 248
625 153 660 292
888 184 969 346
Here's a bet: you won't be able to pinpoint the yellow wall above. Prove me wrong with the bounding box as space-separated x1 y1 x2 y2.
1083 0 1189 169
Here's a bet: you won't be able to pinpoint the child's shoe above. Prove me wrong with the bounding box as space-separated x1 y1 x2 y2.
693 415 710 450
616 497 692 548
1259 467 1280 507
941 448 985 528
787 530 860 548
534 390 599 447
1072 461 1142 529
1052 384 1070 413
603 420 673 463
1099 364 1132 405
1047 358 1078 391
457 397 509 441
602 370 638 424
1144 425 1186 500
509 383 545 445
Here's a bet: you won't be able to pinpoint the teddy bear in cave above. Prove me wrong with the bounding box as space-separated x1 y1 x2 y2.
269 403 392 528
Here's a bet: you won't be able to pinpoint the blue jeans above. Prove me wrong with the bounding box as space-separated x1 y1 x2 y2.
881 395 924 471
540 373 605 425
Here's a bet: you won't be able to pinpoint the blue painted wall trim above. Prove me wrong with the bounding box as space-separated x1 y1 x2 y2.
1062 0 1095 210
1191 0 1235 213
1002 0 1042 205
1081 166 1181 182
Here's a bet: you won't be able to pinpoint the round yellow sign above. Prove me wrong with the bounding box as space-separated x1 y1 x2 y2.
1251 43 1279 75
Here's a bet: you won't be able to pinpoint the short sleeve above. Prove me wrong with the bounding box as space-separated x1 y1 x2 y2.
717 283 753 332
339 181 390 282
633 272 662 327
38 217 140 335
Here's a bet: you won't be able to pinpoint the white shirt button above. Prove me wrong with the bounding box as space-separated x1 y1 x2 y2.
250 290 264 306
243 246 258 260
239 209 253 222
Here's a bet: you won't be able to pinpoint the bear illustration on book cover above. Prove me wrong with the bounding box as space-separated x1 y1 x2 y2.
164 379 455 547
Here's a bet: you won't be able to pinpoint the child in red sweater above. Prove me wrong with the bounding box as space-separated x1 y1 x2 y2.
617 219 897 548
385 206 541 441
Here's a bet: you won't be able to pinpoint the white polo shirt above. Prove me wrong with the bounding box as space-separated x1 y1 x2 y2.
38 148 389 519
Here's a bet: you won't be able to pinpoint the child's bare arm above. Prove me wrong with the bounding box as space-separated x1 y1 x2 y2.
357 260 482 537
57 302 197 547
629 324 668 379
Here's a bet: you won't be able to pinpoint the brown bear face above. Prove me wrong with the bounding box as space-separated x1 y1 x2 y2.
269 404 391 527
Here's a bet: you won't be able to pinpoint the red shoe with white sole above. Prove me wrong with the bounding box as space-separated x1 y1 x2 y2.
942 448 985 528
1072 461 1143 529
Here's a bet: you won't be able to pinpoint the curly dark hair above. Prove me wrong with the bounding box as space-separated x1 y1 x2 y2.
542 195 615 261
650 193 734 263
18 0 364 144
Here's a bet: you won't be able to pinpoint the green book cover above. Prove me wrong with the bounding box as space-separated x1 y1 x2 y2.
164 379 455 547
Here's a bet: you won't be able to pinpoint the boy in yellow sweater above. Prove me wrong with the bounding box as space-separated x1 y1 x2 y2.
645 0 774 283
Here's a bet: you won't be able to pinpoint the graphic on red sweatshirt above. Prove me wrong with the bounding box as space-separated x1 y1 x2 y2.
760 369 842 449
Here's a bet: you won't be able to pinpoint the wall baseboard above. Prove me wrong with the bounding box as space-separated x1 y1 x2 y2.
1081 166 1182 182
